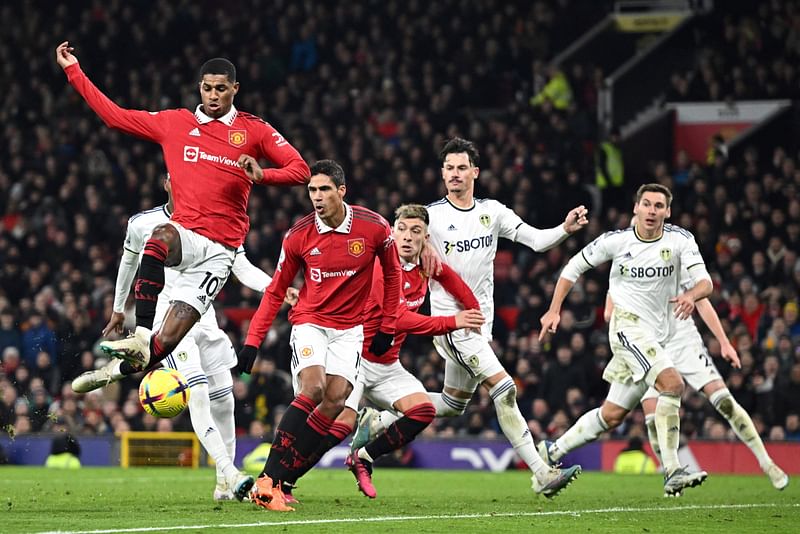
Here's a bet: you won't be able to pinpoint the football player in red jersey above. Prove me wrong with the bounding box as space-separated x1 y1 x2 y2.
274 204 485 501
238 160 401 511
55 43 309 393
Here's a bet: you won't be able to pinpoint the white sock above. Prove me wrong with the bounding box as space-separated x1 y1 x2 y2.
428 391 470 417
709 388 772 469
655 393 681 475
110 359 125 380
490 377 548 476
188 382 235 480
644 413 662 466
358 447 374 463
209 371 236 483
553 407 609 462
376 409 400 431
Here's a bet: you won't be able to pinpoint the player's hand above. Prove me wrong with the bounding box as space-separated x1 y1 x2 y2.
538 310 561 341
55 41 78 69
563 205 589 234
238 154 263 183
284 287 299 306
102 311 126 338
455 309 485 335
670 293 696 320
236 345 258 375
720 340 741 369
369 331 394 356
420 243 442 276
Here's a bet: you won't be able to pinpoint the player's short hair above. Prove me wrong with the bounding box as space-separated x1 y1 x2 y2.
394 204 429 226
635 183 673 206
199 58 236 83
310 159 346 187
440 137 480 167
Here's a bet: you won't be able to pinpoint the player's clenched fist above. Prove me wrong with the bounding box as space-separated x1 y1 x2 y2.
238 154 263 183
563 205 589 234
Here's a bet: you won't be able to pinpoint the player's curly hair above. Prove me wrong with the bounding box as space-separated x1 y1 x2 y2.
199 58 236 83
310 159 346 187
439 137 480 167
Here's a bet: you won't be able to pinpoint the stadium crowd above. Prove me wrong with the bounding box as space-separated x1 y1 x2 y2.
1 0 799 454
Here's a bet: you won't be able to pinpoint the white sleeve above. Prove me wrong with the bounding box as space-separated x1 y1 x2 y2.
113 249 140 313
560 231 615 281
514 222 569 252
232 251 272 292
559 250 593 282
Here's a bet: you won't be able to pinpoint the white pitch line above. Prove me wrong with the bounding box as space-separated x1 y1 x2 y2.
35 502 800 534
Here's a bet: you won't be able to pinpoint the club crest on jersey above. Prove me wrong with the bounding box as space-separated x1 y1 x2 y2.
646 347 657 358
176 351 188 362
660 248 672 262
348 238 365 257
300 346 314 358
479 214 491 228
228 130 247 147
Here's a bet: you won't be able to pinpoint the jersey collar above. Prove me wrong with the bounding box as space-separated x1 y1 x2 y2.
194 104 238 126
633 224 663 242
315 203 353 234
400 258 419 272
162 203 173 218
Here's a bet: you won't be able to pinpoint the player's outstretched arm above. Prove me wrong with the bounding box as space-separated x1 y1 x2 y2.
514 205 589 253
695 298 741 369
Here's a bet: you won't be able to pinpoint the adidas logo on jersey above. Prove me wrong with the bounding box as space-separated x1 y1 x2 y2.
622 251 633 259
310 247 322 256
404 281 411 290
447 224 457 231
189 127 201 136
197 294 207 304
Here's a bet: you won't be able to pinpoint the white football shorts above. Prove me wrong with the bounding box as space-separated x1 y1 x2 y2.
289 323 364 391
605 308 675 388
344 359 427 412
433 329 505 394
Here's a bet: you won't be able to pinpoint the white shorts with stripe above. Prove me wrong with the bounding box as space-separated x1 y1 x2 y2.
344 359 427 412
605 309 674 388
166 221 235 316
433 329 505 394
289 323 364 392
641 330 721 401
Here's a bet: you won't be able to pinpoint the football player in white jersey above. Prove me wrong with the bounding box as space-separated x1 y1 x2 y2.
539 183 712 496
71 175 297 501
420 137 588 497
636 274 787 489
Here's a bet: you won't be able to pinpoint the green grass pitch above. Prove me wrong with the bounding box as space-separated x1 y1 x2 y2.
1 467 797 533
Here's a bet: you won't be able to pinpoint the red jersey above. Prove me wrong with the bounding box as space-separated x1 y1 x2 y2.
65 63 309 248
362 259 480 365
246 204 401 347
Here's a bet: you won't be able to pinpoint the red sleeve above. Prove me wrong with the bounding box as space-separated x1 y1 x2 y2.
64 64 168 142
397 308 457 336
245 234 300 347
376 224 401 334
433 263 480 309
257 123 310 186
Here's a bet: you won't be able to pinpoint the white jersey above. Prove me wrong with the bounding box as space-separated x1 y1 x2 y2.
427 197 523 337
576 224 707 344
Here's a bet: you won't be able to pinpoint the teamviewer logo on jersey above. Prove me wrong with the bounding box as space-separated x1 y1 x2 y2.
183 146 199 162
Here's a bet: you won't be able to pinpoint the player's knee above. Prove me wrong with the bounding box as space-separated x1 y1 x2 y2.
600 403 626 428
150 224 181 266
655 368 684 396
300 383 325 405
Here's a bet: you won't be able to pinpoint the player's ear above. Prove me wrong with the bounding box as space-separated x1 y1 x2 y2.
232 81 240 95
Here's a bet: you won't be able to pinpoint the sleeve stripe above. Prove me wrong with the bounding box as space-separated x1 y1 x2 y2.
581 250 595 268
123 247 140 255
686 262 705 270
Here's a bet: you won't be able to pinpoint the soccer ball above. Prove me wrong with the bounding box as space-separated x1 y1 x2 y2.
138 368 190 418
